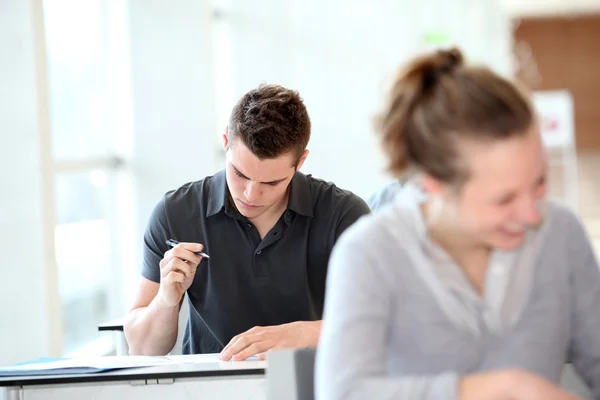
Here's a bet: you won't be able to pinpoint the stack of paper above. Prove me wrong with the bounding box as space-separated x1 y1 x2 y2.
0 356 175 377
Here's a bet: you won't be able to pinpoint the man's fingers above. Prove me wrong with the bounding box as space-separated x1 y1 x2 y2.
173 242 204 263
161 259 194 279
175 242 204 251
220 334 254 361
161 247 202 267
165 271 185 285
231 342 270 361
220 336 238 357
173 247 202 265
220 332 266 361
221 330 249 355
220 326 265 358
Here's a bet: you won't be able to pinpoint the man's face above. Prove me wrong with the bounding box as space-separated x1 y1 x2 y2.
223 135 307 220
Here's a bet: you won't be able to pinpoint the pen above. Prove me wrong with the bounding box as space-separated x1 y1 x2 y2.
166 239 210 259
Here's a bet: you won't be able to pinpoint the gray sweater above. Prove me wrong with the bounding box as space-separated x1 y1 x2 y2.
315 186 600 400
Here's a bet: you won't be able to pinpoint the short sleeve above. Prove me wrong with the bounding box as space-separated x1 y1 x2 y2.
334 195 371 241
141 196 172 283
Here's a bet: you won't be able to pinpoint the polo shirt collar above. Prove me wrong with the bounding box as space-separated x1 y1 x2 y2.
287 171 313 217
206 170 228 217
205 169 314 218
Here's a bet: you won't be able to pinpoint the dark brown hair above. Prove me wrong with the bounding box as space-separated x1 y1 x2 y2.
228 84 311 163
376 47 534 185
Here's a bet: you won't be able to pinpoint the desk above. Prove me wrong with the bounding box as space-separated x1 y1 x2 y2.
0 355 266 400
98 317 128 355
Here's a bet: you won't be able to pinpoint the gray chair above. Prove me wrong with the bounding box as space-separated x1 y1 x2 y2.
267 347 316 400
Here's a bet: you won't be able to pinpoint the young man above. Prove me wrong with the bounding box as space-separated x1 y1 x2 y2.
124 84 370 361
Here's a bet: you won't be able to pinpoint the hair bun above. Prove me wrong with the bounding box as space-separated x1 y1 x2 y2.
435 47 464 75
420 47 464 90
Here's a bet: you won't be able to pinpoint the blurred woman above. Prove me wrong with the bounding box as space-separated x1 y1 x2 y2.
315 47 599 400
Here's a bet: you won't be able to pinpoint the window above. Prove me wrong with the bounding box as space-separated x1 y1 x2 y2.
43 0 133 355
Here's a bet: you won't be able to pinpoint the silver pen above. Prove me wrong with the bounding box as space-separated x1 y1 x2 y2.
165 239 210 259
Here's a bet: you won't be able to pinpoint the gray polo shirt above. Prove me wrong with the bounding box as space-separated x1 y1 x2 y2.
316 185 600 399
142 169 370 354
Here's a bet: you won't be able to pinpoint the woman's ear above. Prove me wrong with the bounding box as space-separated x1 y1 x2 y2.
421 174 455 226
421 174 445 197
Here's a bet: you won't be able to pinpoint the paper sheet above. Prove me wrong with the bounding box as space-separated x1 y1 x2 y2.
0 356 174 376
0 354 265 377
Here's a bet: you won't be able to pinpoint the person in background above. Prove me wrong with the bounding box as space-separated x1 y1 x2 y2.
124 84 370 361
367 179 404 211
316 47 598 399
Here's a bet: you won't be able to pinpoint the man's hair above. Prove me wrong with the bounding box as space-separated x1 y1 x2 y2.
228 84 311 163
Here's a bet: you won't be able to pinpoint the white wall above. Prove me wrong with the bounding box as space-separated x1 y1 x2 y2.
124 0 219 305
0 0 55 365
124 0 515 225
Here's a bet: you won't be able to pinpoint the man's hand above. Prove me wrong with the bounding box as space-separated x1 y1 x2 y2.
219 321 321 361
156 242 205 308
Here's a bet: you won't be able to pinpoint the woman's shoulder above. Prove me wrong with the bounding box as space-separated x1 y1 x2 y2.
543 200 585 239
336 191 424 260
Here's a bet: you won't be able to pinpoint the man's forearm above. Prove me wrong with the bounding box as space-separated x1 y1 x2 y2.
124 297 180 355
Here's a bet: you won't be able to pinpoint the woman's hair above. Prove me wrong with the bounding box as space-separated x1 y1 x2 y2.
376 47 534 185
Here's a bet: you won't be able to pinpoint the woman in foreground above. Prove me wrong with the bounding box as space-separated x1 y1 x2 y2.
315 47 600 400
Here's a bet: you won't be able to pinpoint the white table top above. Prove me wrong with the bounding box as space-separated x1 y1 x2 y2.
0 354 267 387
